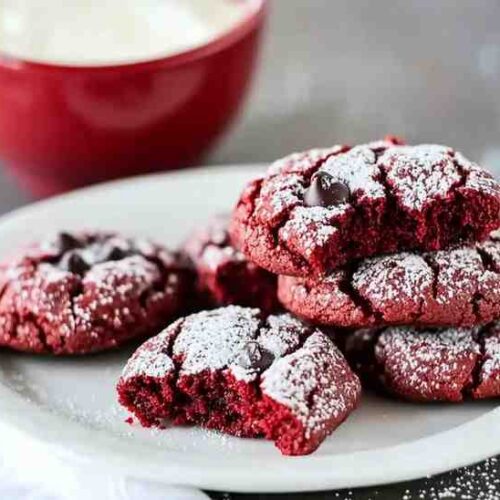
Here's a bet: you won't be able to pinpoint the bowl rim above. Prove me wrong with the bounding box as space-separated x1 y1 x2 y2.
0 0 267 72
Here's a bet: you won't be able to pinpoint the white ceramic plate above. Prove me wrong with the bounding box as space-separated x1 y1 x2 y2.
0 165 499 494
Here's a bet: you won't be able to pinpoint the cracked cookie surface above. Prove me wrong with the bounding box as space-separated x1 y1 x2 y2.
117 306 360 456
184 215 278 312
339 322 500 402
0 231 193 354
278 231 500 328
230 138 500 277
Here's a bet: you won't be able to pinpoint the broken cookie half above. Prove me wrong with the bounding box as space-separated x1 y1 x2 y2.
117 305 361 456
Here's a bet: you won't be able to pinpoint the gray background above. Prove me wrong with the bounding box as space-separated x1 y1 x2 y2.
0 1 499 498
216 0 500 172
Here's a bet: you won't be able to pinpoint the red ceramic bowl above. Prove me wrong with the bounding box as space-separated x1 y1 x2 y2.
0 1 266 196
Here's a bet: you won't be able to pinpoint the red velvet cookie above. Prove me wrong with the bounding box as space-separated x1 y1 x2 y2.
184 215 278 312
341 322 500 402
117 306 360 456
278 231 500 328
0 231 193 354
231 138 500 277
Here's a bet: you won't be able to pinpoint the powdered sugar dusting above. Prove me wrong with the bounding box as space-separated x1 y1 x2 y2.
261 332 360 437
381 144 460 211
379 326 479 363
174 306 261 376
280 206 345 258
36 263 70 284
122 326 178 379
333 457 500 499
255 173 306 224
74 256 162 331
430 247 495 306
124 306 309 381
354 253 433 306
84 256 160 290
16 263 77 338
258 313 305 357
160 307 308 380
320 144 385 200
377 326 480 398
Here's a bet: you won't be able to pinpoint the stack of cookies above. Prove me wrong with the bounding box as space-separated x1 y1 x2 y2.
230 137 500 403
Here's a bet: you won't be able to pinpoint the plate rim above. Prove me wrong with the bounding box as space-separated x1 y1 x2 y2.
0 165 499 493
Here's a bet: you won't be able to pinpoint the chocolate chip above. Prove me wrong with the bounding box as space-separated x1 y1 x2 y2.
59 250 91 275
101 245 130 261
304 172 350 207
234 341 274 372
53 232 80 253
110 246 129 260
92 241 135 263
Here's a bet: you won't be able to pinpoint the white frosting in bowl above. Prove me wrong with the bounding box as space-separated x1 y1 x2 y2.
0 0 259 66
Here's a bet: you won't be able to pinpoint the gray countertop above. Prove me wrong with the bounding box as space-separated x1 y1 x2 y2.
0 1 499 498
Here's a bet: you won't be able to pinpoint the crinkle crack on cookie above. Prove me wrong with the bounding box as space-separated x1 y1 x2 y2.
117 306 360 456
